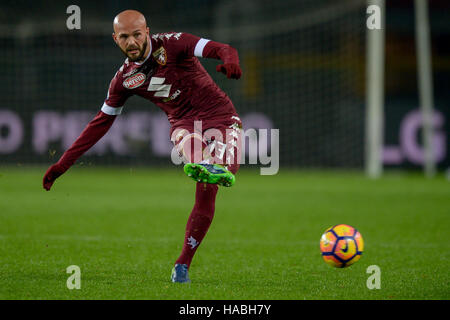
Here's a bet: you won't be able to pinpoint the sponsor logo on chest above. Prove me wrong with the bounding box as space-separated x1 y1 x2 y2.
123 72 146 89
123 68 138 78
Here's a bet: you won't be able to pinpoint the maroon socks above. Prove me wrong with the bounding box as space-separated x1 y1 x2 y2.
175 182 218 267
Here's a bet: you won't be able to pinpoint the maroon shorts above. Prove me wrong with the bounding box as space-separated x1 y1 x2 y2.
171 115 243 174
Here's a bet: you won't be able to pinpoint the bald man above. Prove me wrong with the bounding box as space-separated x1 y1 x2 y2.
43 10 243 283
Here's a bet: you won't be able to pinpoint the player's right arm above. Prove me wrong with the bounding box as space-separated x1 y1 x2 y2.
43 71 129 191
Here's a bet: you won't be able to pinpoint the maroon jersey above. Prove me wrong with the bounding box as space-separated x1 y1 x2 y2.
102 32 239 127
47 32 241 174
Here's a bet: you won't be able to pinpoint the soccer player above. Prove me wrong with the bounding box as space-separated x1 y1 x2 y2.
42 10 242 283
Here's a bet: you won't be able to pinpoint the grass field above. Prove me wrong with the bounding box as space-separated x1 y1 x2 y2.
0 167 449 300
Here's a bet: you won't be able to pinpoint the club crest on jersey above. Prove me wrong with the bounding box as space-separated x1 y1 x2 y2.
123 72 146 89
152 46 167 66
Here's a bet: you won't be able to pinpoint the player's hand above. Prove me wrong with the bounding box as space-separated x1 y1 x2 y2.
43 163 66 191
216 63 242 79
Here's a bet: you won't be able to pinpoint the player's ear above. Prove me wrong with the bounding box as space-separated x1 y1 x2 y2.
112 32 118 44
146 27 150 35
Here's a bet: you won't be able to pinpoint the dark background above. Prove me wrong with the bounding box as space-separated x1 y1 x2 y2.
0 0 448 170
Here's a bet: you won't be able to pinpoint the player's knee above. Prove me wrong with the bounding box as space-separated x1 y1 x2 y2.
175 132 204 163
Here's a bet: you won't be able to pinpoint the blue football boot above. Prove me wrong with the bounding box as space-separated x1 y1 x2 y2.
171 264 191 283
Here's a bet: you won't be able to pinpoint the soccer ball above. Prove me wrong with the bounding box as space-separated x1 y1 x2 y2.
319 224 364 268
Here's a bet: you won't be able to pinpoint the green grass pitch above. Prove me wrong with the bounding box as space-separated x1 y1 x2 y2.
0 167 449 299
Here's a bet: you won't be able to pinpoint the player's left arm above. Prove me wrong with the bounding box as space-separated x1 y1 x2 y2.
42 72 128 191
177 33 242 79
203 40 242 80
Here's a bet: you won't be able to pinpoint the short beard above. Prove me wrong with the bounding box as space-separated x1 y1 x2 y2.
121 38 148 62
